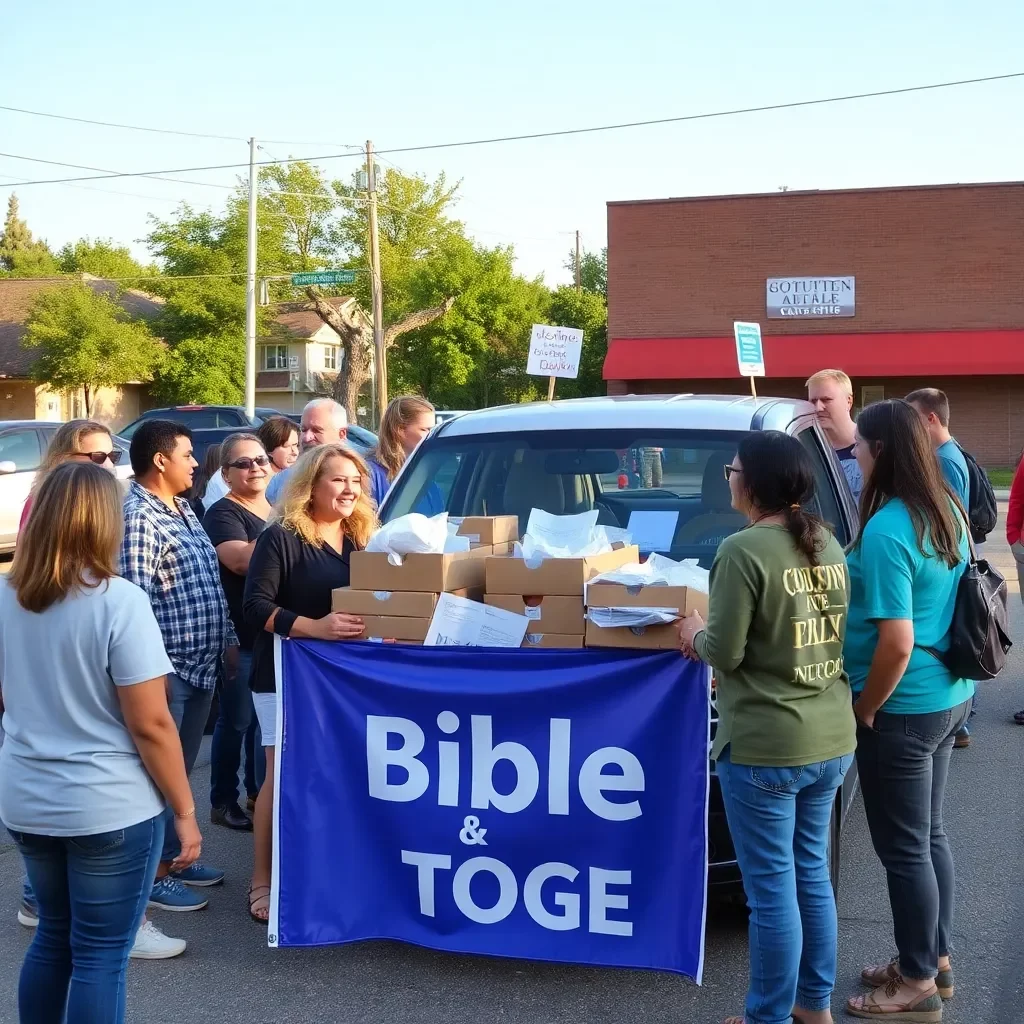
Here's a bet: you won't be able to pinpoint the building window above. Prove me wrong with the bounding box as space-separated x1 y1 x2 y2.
861 385 885 408
323 345 338 371
263 345 288 370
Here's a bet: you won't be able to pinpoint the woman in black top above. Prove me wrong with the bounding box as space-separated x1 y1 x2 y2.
242 443 377 922
202 434 272 831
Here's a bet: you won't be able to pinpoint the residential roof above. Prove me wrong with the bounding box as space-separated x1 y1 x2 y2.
0 275 164 379
268 297 354 340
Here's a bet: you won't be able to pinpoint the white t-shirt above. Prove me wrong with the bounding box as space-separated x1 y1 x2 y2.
0 576 173 836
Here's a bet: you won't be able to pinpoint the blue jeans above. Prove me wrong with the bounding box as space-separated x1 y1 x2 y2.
162 674 214 863
716 748 853 1024
210 650 256 807
9 815 163 1024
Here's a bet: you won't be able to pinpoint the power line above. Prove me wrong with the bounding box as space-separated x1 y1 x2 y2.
0 102 246 142
1 71 1020 191
0 151 237 190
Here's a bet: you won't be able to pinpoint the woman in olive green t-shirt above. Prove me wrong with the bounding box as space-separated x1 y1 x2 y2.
679 431 856 1024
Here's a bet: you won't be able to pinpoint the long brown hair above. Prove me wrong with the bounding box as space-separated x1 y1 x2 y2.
854 399 962 567
9 461 123 612
371 395 434 481
29 419 112 499
273 444 378 549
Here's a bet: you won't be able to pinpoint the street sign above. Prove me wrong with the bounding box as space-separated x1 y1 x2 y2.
288 355 299 370
291 270 356 287
733 321 765 378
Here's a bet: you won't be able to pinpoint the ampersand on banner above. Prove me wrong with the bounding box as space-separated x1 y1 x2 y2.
459 815 488 846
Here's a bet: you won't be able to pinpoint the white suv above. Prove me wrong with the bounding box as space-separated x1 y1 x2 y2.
378 393 860 895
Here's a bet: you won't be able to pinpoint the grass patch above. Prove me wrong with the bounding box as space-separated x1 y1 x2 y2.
987 466 1015 489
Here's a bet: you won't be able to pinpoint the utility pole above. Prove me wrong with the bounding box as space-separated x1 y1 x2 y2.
244 137 258 420
366 140 387 423
575 230 582 294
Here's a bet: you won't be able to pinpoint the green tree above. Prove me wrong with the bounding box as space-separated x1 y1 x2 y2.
564 246 607 297
0 195 59 277
57 238 151 280
23 284 164 415
546 286 608 399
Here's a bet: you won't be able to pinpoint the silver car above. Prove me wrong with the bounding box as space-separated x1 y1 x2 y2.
379 393 860 896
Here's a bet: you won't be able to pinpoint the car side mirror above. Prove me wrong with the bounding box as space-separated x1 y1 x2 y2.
0 461 17 475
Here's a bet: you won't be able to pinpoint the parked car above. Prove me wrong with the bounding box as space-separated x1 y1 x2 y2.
434 410 469 425
378 393 860 895
0 422 133 555
118 405 288 439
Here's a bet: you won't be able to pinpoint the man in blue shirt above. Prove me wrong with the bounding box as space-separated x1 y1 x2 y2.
906 387 974 748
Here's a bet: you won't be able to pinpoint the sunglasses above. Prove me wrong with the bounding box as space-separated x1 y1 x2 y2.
76 450 122 466
226 455 271 471
723 464 742 481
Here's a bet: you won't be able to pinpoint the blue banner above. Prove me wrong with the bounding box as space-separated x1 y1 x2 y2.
270 642 710 981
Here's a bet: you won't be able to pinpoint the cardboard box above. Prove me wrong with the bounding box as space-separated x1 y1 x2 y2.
350 548 491 593
584 621 681 650
584 580 709 650
585 582 709 619
485 545 640 597
521 632 584 649
360 616 432 642
452 516 519 546
485 595 586 635
332 587 482 617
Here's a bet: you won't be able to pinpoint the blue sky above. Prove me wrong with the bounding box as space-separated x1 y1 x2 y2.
3 0 1022 285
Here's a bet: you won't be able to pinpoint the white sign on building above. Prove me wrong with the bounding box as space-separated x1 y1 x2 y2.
766 277 855 319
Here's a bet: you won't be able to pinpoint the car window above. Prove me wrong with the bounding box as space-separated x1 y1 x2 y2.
383 429 751 566
0 429 43 472
797 427 850 545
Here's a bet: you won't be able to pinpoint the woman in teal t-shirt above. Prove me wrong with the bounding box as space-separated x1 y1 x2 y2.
844 399 973 1021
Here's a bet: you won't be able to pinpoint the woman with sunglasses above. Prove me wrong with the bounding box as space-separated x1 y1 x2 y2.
19 419 122 533
202 435 273 834
679 432 855 1024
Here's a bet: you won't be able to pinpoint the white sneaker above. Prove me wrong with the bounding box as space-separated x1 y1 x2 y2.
130 919 187 960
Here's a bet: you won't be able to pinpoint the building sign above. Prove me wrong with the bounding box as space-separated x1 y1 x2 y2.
766 277 855 319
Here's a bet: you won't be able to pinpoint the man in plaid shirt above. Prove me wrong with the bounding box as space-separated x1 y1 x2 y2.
122 420 238 912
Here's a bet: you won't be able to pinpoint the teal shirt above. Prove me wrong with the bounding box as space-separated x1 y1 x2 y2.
845 498 975 714
936 439 969 508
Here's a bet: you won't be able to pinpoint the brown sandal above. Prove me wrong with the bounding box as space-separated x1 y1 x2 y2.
862 957 955 1000
847 974 943 1021
248 884 270 925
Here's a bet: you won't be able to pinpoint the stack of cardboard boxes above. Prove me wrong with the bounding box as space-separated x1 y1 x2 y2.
332 517 519 643
485 546 640 649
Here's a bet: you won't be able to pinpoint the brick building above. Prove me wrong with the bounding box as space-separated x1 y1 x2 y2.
604 181 1024 465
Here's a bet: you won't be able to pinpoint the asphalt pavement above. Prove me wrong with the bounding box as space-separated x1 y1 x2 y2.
0 527 1022 1023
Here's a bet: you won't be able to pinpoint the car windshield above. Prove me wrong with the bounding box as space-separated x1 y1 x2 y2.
382 428 766 566
382 427 847 565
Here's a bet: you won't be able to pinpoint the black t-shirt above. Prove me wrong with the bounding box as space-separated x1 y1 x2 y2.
242 523 354 693
202 498 268 651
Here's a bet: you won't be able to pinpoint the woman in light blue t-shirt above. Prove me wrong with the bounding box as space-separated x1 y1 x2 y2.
0 462 202 1024
843 399 972 1021
367 395 444 513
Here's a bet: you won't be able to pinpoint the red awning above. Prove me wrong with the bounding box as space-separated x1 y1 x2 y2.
603 329 1024 381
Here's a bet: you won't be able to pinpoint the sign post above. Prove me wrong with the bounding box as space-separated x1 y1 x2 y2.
526 324 584 402
291 270 357 287
733 321 765 398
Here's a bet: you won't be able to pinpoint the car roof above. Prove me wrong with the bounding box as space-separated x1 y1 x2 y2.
433 394 817 437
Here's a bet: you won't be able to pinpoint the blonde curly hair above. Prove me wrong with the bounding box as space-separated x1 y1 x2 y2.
272 444 377 549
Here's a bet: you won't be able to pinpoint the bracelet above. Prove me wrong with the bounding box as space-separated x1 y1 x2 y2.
174 806 196 820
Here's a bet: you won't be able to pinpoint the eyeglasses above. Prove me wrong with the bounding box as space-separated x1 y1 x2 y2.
75 450 122 466
723 464 742 481
226 455 271 471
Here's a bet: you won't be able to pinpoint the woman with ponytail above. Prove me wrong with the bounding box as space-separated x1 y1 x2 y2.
679 430 856 1024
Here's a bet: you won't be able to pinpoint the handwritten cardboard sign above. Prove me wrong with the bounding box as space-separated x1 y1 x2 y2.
527 324 584 380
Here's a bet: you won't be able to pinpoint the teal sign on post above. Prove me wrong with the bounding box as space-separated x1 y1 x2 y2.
291 270 357 286
733 321 765 377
